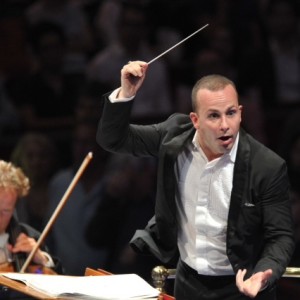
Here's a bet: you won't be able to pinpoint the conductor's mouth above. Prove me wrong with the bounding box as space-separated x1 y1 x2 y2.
218 135 232 141
218 135 233 146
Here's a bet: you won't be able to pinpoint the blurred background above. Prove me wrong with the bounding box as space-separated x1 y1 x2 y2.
0 0 300 296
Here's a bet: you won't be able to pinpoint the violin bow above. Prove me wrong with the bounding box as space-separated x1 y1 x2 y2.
20 152 93 273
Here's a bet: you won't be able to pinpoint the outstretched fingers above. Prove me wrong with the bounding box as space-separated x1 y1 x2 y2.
236 269 272 298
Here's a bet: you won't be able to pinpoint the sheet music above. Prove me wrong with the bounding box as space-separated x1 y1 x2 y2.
0 273 160 299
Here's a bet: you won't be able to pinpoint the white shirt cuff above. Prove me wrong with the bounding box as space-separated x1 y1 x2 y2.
42 251 55 268
108 88 135 103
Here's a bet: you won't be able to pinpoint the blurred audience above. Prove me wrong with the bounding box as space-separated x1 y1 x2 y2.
86 155 161 282
280 129 300 192
24 0 95 72
87 1 174 120
73 81 110 123
10 132 60 231
6 21 84 135
93 0 122 47
289 187 300 266
45 119 111 275
237 0 300 149
238 0 300 107
0 79 19 135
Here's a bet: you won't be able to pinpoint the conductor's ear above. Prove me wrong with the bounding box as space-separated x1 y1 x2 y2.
190 112 199 129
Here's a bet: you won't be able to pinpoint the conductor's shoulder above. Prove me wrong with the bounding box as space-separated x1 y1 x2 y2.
243 130 286 169
166 113 191 126
157 113 194 137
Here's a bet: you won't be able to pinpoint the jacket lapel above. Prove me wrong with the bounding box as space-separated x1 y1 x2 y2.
227 129 250 230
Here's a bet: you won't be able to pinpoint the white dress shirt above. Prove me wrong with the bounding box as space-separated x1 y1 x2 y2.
175 132 239 275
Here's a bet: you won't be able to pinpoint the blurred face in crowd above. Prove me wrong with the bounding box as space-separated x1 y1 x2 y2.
0 188 17 234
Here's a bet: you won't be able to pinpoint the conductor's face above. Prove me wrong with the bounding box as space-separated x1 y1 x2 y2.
190 84 242 161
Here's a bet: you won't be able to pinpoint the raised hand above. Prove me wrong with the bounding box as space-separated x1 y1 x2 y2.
119 61 148 99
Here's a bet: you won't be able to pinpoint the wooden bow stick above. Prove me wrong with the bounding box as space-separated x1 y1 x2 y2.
20 152 93 273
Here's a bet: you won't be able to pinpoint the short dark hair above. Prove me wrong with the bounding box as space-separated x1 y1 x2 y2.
191 74 237 111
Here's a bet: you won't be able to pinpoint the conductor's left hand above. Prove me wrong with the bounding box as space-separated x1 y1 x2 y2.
236 268 273 298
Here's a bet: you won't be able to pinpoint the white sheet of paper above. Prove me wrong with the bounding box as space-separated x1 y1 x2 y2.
0 272 160 299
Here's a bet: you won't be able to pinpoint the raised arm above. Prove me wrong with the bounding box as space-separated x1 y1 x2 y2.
97 60 163 157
